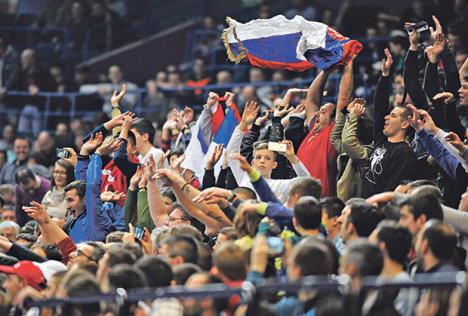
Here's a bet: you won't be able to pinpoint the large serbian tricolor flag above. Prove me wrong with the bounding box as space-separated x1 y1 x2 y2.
222 15 363 71
182 97 241 178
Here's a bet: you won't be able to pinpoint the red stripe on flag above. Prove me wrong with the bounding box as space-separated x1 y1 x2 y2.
246 54 315 72
212 103 225 135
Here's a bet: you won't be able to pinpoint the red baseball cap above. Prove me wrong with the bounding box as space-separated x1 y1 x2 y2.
0 260 67 291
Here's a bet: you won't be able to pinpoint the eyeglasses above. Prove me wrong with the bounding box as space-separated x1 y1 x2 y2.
167 217 185 222
75 249 96 262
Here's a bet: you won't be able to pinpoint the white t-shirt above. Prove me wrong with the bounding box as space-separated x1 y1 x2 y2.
138 146 164 166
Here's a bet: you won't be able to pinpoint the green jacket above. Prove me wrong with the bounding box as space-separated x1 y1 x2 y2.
330 112 372 200
124 189 156 231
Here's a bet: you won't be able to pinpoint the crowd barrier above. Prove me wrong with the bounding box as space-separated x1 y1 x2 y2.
4 74 348 130
26 272 466 315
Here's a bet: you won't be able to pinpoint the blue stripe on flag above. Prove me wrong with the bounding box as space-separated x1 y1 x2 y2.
197 127 209 154
230 32 303 63
213 109 239 147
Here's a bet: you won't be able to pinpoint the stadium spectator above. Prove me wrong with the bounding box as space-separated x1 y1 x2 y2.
14 168 51 226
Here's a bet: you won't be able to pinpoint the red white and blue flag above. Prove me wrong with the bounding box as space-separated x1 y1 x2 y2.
182 98 241 178
222 15 363 71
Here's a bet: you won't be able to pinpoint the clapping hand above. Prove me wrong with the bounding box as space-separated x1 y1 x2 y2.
100 191 126 202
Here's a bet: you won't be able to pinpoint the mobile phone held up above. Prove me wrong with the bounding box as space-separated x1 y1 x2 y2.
134 226 145 240
56 148 71 159
405 21 428 33
268 142 287 153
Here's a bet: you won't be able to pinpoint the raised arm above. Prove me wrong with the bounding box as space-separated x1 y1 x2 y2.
76 132 104 180
110 84 126 136
423 31 446 99
144 157 169 228
403 23 429 110
331 58 355 152
155 168 231 231
342 99 370 160
305 71 330 122
124 167 142 225
115 115 139 178
134 175 154 230
231 153 280 204
373 49 393 143
226 101 259 187
24 201 77 263
85 150 114 241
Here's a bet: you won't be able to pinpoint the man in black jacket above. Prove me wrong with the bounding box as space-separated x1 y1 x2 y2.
361 48 418 197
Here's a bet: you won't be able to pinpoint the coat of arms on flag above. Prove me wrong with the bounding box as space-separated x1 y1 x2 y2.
222 15 363 71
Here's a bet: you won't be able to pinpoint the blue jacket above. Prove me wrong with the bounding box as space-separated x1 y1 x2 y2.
70 154 114 243
251 175 293 229
251 175 281 204
417 129 460 180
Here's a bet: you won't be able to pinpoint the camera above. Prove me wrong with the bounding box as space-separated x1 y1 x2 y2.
56 148 71 159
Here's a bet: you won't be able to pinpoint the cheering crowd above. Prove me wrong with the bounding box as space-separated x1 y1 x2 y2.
2 4 468 316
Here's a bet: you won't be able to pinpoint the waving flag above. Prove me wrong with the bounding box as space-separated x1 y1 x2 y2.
222 15 363 71
182 98 241 178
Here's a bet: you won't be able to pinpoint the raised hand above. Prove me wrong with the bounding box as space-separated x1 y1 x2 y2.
429 15 443 41
206 91 220 109
274 103 293 118
381 48 393 77
111 84 127 107
279 140 298 164
255 110 271 126
122 114 133 131
154 168 183 187
80 132 103 155
405 22 421 50
171 154 186 172
122 223 136 244
290 103 306 116
231 153 254 174
239 101 260 131
129 165 143 190
407 104 424 132
62 147 78 166
22 201 50 224
426 33 446 64
193 187 233 203
105 111 136 131
140 227 153 255
138 174 148 189
224 91 235 108
182 106 194 125
206 144 224 170
349 98 366 116
433 92 454 104
444 132 466 153
418 109 438 133
144 156 157 181
96 137 123 156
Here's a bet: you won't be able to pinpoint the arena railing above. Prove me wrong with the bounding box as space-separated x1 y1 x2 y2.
4 74 349 129
25 272 466 316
